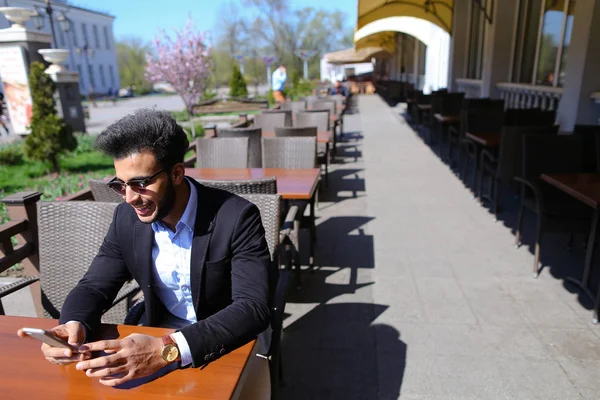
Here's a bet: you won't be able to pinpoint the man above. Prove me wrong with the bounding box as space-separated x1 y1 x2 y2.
329 80 349 99
18 109 273 387
271 64 287 103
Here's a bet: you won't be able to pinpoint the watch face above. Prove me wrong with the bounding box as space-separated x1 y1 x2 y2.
162 344 179 363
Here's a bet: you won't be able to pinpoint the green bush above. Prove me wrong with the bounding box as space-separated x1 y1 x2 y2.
24 62 77 172
71 134 96 155
229 64 248 98
0 144 24 165
170 110 190 122
184 122 205 142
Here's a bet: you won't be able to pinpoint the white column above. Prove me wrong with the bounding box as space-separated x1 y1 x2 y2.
447 0 470 91
557 0 600 130
480 0 520 97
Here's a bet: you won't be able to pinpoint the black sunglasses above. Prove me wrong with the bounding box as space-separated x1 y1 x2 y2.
106 169 166 196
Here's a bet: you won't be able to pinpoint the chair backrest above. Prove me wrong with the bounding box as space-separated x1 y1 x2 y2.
441 92 465 115
88 179 124 203
496 125 558 184
216 127 262 168
573 125 600 172
281 101 306 113
295 109 330 131
504 108 556 126
261 137 317 169
237 194 281 263
195 137 249 168
312 99 336 117
196 177 277 195
521 133 583 184
261 109 292 127
274 126 317 138
37 201 118 318
464 105 505 135
253 112 287 133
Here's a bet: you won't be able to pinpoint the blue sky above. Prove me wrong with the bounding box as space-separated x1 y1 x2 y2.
72 0 357 42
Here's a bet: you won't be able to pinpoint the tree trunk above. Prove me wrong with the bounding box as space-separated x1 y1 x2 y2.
50 155 60 173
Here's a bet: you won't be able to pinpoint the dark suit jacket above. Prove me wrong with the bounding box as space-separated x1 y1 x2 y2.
59 179 273 367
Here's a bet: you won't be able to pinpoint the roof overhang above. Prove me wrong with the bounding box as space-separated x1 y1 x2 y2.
357 0 454 33
324 47 390 64
355 16 449 49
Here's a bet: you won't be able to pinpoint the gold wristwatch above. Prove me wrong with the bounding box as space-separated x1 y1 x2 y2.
160 335 181 363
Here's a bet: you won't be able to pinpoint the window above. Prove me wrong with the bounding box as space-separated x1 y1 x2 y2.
92 25 100 49
99 65 106 88
88 65 95 89
466 1 489 79
103 26 111 49
512 0 576 87
108 65 116 87
56 24 65 48
71 25 78 46
81 23 89 45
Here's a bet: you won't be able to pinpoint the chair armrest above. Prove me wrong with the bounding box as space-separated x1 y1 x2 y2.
514 177 544 213
480 149 497 173
0 276 40 299
279 205 299 244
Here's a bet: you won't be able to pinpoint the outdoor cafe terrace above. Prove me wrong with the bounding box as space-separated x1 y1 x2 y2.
1 93 600 398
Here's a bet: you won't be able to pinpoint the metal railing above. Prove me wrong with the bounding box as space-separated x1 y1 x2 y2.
455 78 482 98
496 82 563 110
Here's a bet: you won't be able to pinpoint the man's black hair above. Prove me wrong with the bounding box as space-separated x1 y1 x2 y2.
95 108 189 169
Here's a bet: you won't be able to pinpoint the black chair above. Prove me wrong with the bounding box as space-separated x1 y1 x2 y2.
573 125 600 173
504 108 556 126
515 134 591 277
479 125 558 218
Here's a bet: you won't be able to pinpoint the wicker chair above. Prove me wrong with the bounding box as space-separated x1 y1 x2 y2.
262 137 318 274
0 201 140 324
281 101 307 114
294 111 329 132
479 125 558 218
261 110 292 127
196 177 277 195
195 137 249 168
89 179 124 203
217 127 263 168
262 137 317 169
515 134 591 277
573 125 600 173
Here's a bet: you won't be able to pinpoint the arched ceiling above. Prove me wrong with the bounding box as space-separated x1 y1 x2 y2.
355 16 449 50
357 0 454 33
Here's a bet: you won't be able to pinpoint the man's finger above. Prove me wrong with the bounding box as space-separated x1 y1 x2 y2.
85 363 128 378
98 372 133 387
81 339 122 352
76 352 122 371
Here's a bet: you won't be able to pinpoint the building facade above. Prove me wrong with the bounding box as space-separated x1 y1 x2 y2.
0 0 119 95
355 0 600 131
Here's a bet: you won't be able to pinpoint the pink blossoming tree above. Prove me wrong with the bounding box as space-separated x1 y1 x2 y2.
145 18 212 137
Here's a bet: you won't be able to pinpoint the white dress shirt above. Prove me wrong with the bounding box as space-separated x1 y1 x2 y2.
150 178 198 366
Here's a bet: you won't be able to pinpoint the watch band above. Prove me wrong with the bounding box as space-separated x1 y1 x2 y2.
161 334 176 347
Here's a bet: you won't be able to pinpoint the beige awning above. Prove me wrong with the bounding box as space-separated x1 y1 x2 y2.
324 47 390 64
357 0 454 33
355 31 396 54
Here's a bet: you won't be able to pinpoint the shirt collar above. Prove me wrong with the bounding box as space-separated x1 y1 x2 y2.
152 177 197 234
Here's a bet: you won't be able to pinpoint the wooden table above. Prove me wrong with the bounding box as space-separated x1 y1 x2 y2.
465 132 501 148
0 316 258 399
541 173 600 323
434 113 460 124
262 130 333 144
185 168 321 200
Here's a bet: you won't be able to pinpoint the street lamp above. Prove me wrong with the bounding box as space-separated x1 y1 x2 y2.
31 0 58 48
76 43 95 93
294 49 317 80
57 12 76 72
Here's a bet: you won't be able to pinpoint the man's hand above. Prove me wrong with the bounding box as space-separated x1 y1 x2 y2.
17 322 90 365
75 333 168 387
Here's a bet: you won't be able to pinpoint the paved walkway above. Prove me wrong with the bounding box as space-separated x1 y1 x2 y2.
2 94 600 398
280 95 600 399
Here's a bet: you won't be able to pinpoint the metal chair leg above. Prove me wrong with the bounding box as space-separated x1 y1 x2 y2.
493 179 500 220
515 196 525 248
533 217 543 278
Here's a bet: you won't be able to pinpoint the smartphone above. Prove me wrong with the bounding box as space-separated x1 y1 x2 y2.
21 327 80 353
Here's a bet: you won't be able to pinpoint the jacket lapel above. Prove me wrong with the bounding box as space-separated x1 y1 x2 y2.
190 181 217 311
133 220 156 321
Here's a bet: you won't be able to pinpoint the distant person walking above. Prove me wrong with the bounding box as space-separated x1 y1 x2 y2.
271 64 287 103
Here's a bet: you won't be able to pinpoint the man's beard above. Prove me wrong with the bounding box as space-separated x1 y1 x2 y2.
151 176 176 223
